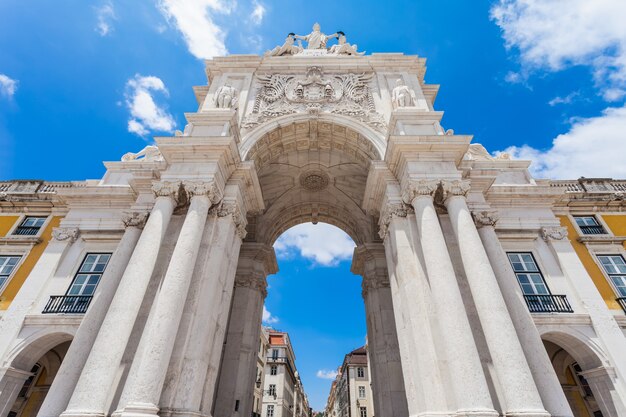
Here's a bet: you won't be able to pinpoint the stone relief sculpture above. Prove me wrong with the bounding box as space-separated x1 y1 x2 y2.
214 83 238 109
294 23 337 49
242 66 386 131
121 145 164 162
391 79 416 108
265 33 303 57
463 144 512 161
328 31 364 56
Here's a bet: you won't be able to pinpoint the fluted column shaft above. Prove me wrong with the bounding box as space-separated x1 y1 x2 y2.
475 214 573 417
119 182 215 417
405 183 496 417
443 181 548 417
381 204 448 416
38 214 145 417
63 182 179 417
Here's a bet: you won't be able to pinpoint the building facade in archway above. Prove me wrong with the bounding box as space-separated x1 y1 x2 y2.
0 26 625 417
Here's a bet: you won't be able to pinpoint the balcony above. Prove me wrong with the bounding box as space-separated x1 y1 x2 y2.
579 225 606 235
524 294 574 313
13 226 41 236
618 297 626 314
42 295 92 314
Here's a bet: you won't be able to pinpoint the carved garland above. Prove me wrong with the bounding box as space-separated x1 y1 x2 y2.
541 226 568 241
242 67 386 132
52 227 80 243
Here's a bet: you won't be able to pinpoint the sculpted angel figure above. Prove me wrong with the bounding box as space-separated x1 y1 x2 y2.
265 33 303 56
121 145 164 162
295 23 337 49
214 83 238 108
391 79 417 108
328 31 364 56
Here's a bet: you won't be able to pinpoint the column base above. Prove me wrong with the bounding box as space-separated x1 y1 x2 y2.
60 410 106 417
117 403 160 417
413 413 456 417
504 410 551 417
159 408 211 417
456 408 499 417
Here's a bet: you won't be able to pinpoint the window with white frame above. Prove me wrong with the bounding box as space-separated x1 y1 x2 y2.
357 367 364 378
0 256 21 292
507 253 550 295
67 253 111 296
268 384 276 396
574 216 606 235
13 216 46 236
597 255 626 297
267 405 274 417
270 365 277 375
359 407 367 417
358 386 366 398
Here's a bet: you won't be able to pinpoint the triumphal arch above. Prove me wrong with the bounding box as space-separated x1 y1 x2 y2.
1 24 626 417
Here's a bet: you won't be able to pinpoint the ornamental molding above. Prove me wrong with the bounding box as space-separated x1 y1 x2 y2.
361 273 391 297
541 226 568 241
472 210 499 228
242 66 386 132
52 227 80 243
151 181 181 199
235 272 268 297
401 179 440 204
183 180 222 204
210 200 248 239
378 202 413 239
122 212 149 229
441 179 471 199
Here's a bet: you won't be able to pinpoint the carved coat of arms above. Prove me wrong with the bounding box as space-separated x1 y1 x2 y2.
243 67 386 132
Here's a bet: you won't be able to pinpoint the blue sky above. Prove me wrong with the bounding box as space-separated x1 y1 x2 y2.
2 0 626 411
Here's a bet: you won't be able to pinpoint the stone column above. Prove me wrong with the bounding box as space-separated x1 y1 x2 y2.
213 243 277 417
352 244 408 417
37 213 146 417
0 367 33 417
62 181 179 417
117 181 218 417
580 367 621 417
475 212 574 417
403 180 496 417
443 180 548 417
379 202 449 417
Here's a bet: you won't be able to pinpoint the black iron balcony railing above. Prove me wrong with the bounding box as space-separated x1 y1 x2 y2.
13 226 41 236
617 297 626 314
42 295 92 314
524 294 574 313
579 225 606 235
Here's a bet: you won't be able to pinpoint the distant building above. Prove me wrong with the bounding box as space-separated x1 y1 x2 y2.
326 347 374 417
261 329 310 417
253 329 270 417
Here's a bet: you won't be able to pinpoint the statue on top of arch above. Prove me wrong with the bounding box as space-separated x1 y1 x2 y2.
265 23 364 57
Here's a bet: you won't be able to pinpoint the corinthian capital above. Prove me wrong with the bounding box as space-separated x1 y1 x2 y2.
441 179 471 200
401 179 440 204
151 181 181 199
52 227 80 243
183 180 222 204
211 200 248 239
361 272 391 297
235 272 268 297
122 211 149 229
472 210 499 228
541 226 568 241
378 201 413 239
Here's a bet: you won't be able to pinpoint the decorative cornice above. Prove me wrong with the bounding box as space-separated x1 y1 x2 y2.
183 180 222 204
211 200 248 239
235 272 268 297
441 179 471 200
541 226 568 241
473 210 499 229
151 181 181 199
401 179 439 205
52 227 79 243
122 211 149 229
378 201 413 239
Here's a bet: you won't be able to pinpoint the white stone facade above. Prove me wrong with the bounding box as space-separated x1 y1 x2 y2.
0 32 624 417
325 347 374 417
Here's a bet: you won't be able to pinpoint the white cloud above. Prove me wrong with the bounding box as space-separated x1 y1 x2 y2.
316 369 338 380
0 74 18 98
157 0 232 59
262 305 279 324
504 70 524 84
548 91 580 107
491 0 626 99
250 0 266 24
497 104 626 179
95 1 116 36
124 74 176 137
274 223 355 267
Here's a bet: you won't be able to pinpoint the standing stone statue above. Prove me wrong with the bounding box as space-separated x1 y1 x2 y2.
295 23 337 49
328 31 364 56
265 33 303 56
214 83 238 108
391 79 416 108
